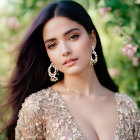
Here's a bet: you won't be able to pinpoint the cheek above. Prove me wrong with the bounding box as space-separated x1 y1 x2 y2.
47 50 61 67
75 37 91 57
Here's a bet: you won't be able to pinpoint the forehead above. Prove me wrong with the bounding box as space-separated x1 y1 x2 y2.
42 16 84 38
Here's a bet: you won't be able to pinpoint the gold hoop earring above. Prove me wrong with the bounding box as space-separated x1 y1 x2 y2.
48 62 59 82
90 45 98 65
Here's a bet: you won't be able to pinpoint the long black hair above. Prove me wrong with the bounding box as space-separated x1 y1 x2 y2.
2 0 118 139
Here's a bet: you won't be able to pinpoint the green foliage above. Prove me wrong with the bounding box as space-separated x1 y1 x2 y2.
94 0 140 107
0 135 5 140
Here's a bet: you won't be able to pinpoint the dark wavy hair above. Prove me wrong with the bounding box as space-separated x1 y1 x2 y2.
1 0 118 139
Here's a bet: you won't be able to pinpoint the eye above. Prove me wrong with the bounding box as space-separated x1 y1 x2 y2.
48 43 56 49
69 34 79 40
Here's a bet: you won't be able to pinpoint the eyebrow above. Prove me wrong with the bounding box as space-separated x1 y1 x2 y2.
44 28 80 44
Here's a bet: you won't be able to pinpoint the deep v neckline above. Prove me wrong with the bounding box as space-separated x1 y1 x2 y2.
49 87 119 140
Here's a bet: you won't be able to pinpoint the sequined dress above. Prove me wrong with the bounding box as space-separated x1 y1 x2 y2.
15 87 140 140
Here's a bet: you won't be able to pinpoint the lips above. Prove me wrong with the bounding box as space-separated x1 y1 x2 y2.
63 58 78 65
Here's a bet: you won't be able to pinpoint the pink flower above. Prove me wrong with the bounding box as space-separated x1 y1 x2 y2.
127 37 132 42
132 57 139 67
98 7 112 16
121 44 137 58
7 16 19 29
108 68 120 77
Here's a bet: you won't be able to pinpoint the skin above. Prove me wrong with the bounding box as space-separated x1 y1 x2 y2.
42 16 118 140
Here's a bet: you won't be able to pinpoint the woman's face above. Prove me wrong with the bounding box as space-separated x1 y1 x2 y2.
42 16 96 75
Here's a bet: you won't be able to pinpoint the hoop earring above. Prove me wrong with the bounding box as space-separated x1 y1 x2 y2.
48 62 59 82
90 45 98 65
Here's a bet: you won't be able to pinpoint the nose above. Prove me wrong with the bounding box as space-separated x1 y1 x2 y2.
61 42 72 57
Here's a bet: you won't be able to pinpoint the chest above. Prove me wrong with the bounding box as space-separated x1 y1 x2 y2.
44 88 137 140
42 88 138 140
61 95 118 140
45 92 118 140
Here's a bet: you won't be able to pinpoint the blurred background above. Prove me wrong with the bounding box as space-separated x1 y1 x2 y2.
0 0 140 139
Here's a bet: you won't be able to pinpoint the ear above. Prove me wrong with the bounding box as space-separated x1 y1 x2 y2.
90 30 97 47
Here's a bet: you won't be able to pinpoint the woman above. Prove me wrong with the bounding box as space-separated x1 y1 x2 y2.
3 0 139 139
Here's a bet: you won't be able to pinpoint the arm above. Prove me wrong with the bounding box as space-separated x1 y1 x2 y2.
15 95 45 140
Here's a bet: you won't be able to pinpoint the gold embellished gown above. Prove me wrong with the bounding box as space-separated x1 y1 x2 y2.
15 87 140 140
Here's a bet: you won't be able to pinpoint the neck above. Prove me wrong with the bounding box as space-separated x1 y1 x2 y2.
62 66 102 96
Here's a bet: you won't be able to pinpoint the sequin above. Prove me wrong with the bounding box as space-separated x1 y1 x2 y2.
15 87 140 140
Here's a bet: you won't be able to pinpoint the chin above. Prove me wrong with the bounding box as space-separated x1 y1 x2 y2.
62 66 87 75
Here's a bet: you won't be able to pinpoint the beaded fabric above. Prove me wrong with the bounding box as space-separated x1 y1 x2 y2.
15 87 140 140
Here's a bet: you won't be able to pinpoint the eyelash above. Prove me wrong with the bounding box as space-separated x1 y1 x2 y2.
47 34 80 49
69 34 79 40
48 43 56 49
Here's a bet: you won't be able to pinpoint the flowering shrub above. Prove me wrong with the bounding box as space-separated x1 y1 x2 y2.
95 0 140 107
101 1 139 64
